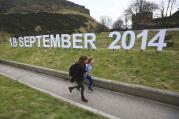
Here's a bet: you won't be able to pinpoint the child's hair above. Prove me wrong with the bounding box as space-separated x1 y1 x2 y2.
87 58 93 64
77 56 88 66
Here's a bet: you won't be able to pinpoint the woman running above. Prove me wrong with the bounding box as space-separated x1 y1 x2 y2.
69 56 88 102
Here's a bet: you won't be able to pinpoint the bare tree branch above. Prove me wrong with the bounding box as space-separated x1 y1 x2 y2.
100 16 112 28
169 0 176 16
166 0 171 16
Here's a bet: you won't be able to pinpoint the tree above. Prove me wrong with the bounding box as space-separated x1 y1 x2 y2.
169 0 176 16
100 16 112 28
160 0 165 18
124 0 159 28
165 0 171 16
112 18 124 29
125 0 159 15
160 0 177 18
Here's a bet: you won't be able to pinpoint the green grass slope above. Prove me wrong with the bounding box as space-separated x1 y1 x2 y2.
0 75 106 119
0 30 179 92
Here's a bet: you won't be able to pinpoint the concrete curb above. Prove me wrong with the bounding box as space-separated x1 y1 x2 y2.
1 59 179 106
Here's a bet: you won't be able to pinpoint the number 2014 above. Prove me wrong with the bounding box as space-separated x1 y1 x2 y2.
108 29 167 51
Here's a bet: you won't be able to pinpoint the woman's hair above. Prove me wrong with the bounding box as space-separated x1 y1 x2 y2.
87 58 93 64
77 56 88 66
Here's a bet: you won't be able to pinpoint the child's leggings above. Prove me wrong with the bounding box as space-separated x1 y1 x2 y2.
86 75 93 89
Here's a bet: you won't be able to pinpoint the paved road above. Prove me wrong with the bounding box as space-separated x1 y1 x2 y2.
0 63 179 119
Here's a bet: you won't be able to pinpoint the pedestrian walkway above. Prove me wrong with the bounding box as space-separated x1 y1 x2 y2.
0 63 179 119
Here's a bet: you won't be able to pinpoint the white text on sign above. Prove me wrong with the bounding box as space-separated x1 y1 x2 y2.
9 29 167 51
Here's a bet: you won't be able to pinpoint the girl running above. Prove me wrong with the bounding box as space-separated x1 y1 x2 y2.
85 58 94 91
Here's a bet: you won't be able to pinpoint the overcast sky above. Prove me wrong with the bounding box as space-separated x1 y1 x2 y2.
68 0 179 22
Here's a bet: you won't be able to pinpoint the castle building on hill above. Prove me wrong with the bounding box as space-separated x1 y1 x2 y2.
132 10 179 29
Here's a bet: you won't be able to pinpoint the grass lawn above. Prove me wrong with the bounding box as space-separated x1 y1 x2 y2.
0 31 179 92
0 75 106 119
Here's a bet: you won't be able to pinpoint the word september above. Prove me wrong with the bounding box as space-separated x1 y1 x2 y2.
9 29 167 51
9 33 96 49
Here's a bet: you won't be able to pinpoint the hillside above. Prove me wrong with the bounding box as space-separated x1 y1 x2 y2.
0 0 107 35
0 30 179 92
0 0 89 14
0 13 107 35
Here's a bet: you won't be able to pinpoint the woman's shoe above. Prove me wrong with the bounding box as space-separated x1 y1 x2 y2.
81 96 88 103
69 87 72 93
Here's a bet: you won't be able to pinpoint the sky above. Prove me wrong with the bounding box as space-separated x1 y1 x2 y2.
68 0 179 22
